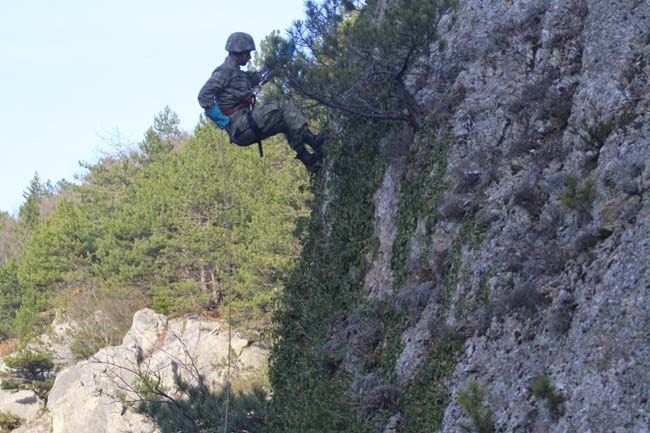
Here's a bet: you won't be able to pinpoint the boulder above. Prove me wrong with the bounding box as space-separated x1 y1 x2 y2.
17 309 268 433
0 389 42 423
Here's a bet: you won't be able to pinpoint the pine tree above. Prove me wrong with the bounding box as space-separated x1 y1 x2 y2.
0 212 19 264
17 174 43 237
266 0 457 127
1 349 56 399
138 106 187 163
0 260 21 338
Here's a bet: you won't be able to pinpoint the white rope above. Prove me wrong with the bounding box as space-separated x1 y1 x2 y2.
218 137 233 433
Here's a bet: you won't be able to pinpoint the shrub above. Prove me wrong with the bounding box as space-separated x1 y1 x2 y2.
0 349 56 400
560 174 596 216
136 373 269 433
0 410 24 431
532 375 566 417
457 382 495 433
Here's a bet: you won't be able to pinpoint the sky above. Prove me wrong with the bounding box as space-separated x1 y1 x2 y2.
0 0 306 216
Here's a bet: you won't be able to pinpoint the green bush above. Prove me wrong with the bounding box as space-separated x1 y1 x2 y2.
560 174 596 215
1 349 56 400
268 116 389 433
136 373 269 433
532 375 566 417
457 382 495 433
0 410 24 431
399 335 465 433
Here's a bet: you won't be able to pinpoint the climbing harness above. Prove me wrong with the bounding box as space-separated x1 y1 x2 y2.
223 70 271 158
222 94 264 158
222 95 254 115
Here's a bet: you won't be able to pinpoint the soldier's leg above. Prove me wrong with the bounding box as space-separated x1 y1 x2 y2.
228 101 323 169
254 101 324 169
251 100 308 150
226 111 259 146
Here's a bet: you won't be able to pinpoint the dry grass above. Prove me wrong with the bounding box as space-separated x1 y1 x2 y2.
0 339 21 357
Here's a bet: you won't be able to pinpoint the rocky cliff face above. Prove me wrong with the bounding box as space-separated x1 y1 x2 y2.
329 0 648 432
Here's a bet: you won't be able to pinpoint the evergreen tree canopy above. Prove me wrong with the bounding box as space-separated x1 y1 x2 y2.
264 0 457 126
0 107 310 342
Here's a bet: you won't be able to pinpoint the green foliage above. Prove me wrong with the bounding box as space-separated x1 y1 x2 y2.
1 106 309 341
127 120 309 330
356 300 406 378
584 120 614 150
267 4 467 430
1 349 56 399
132 373 164 402
457 382 495 433
560 173 596 215
442 214 484 308
398 334 465 433
17 200 95 291
380 123 473 429
17 175 43 233
0 260 21 338
0 164 77 338
532 375 565 417
10 199 98 339
269 117 389 433
0 212 19 265
138 106 186 163
477 269 496 306
137 373 269 433
578 107 636 152
0 410 24 431
13 287 44 340
273 0 457 124
392 127 452 286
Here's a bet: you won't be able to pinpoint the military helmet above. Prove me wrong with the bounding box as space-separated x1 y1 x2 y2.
225 32 256 52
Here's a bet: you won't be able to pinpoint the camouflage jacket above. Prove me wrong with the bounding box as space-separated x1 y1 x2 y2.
197 57 262 112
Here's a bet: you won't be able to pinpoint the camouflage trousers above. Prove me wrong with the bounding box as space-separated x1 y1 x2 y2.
225 100 308 151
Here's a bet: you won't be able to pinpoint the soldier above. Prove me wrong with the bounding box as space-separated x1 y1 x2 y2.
198 32 324 169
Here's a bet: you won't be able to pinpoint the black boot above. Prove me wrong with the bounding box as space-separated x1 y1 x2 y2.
295 146 322 170
303 130 324 154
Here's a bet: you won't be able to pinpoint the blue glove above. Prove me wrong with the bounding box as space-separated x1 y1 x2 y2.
206 105 230 129
276 39 295 61
285 39 295 58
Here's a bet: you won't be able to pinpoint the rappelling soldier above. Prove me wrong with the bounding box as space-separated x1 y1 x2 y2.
198 32 324 169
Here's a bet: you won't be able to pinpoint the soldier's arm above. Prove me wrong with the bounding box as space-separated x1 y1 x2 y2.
198 68 231 110
245 70 263 87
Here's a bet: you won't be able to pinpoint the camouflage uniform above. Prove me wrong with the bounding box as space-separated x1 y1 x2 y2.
198 57 308 151
198 32 323 169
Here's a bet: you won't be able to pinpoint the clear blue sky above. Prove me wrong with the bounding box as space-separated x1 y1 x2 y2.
0 0 305 215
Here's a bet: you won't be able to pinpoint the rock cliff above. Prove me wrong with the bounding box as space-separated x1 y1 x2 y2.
337 0 649 431
270 0 649 432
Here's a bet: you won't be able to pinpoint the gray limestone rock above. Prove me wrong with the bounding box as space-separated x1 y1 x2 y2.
16 309 268 433
0 389 42 424
335 0 650 432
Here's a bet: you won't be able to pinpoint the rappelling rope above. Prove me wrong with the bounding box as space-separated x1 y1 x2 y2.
218 137 234 433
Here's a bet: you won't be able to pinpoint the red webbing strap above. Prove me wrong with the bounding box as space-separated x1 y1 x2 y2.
223 95 254 115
